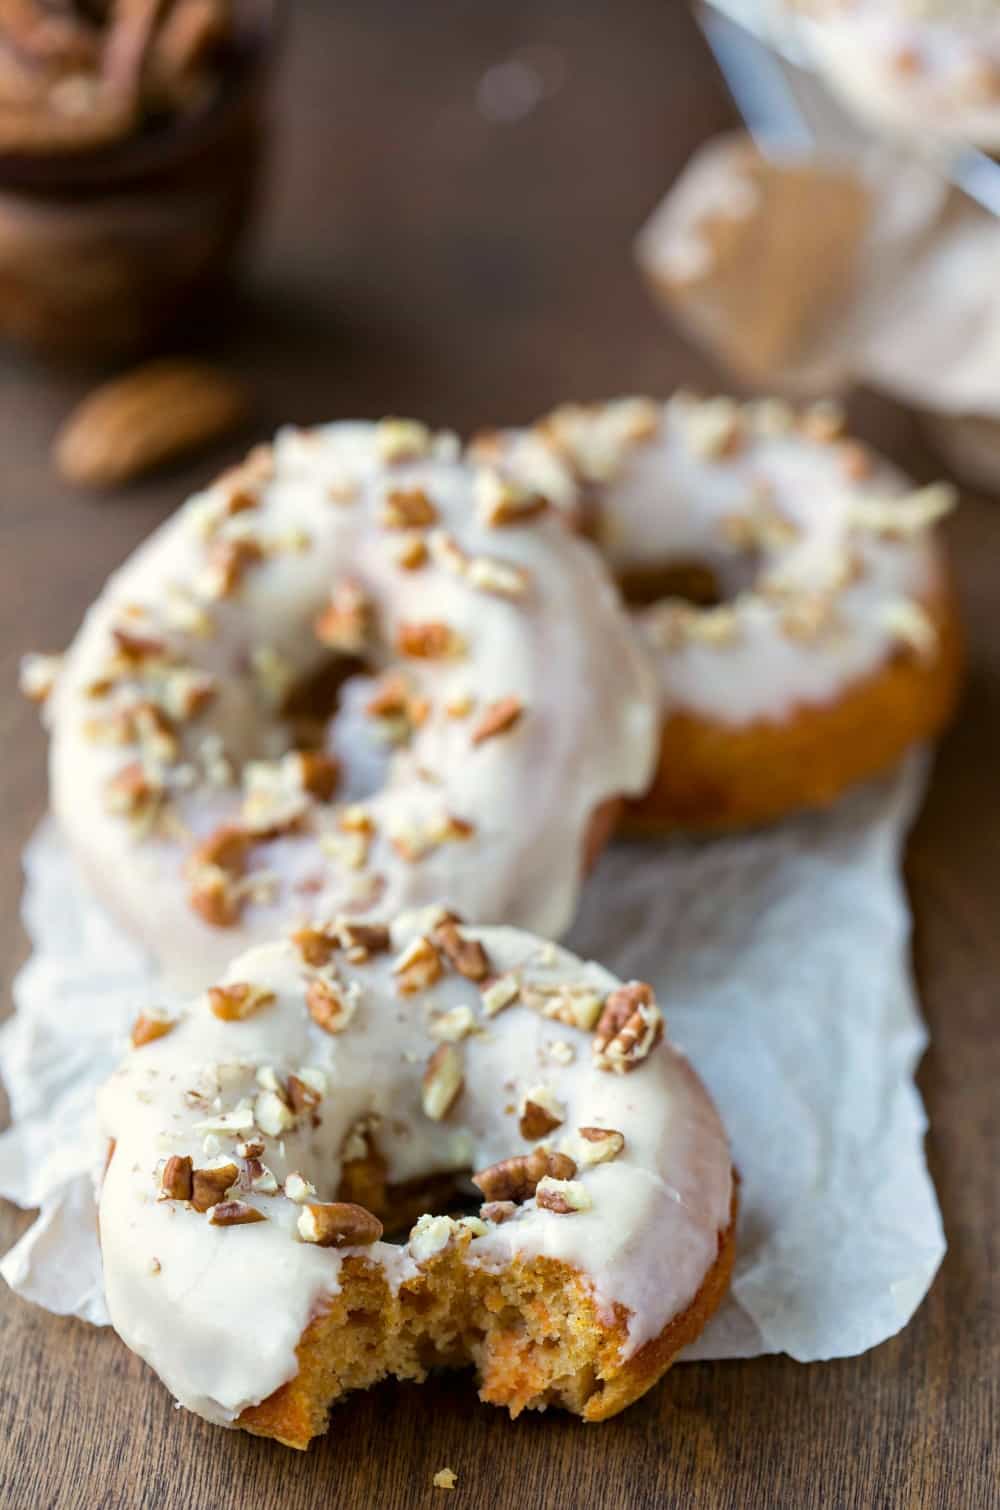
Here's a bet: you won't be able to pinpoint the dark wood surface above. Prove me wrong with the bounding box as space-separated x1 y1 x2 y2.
1 3 997 1506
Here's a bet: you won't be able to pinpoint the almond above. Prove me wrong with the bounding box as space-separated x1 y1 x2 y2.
54 361 248 488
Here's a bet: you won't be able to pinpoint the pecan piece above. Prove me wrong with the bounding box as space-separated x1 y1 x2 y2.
286 1073 322 1116
131 1012 175 1048
393 935 443 996
204 537 264 600
207 982 275 1022
190 1163 239 1213
382 486 438 529
518 1085 565 1141
535 1177 591 1214
306 977 358 1035
421 1044 464 1121
297 1201 383 1247
395 621 465 660
470 696 523 746
292 924 337 967
573 1127 626 1167
159 1155 193 1201
187 824 250 928
313 580 371 653
480 1200 517 1225
425 1038 468 1123
472 1148 576 1204
592 983 663 1073
208 1200 267 1227
432 918 490 982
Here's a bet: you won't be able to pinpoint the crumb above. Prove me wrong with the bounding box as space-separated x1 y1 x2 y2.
433 1467 457 1490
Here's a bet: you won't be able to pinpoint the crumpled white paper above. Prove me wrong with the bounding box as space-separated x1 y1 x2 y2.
0 756 945 1361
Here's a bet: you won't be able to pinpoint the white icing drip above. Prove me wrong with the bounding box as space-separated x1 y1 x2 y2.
48 423 656 990
97 924 732 1426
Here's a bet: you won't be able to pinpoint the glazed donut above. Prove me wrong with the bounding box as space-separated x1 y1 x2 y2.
794 0 1000 150
474 393 962 831
97 910 736 1446
36 420 655 987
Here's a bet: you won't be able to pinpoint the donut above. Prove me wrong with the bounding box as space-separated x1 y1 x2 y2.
35 419 655 987
793 0 1000 150
472 393 962 832
97 910 736 1446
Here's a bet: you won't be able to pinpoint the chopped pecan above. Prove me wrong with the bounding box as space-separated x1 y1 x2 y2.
159 1155 193 1201
131 1012 175 1048
297 1201 383 1247
432 918 490 982
393 935 443 995
395 621 465 660
522 981 602 1031
518 1085 565 1140
313 580 371 653
592 983 663 1073
429 1005 477 1043
375 418 431 463
421 1044 463 1121
574 1127 626 1166
286 1073 322 1115
481 974 520 1017
208 1200 267 1227
191 1163 239 1212
18 652 62 704
104 761 161 820
111 626 168 664
207 982 275 1022
475 467 549 528
535 1177 591 1214
470 696 523 746
292 924 337 966
187 824 250 927
480 1200 517 1224
203 537 264 599
382 486 438 529
296 751 340 802
337 920 390 957
306 977 358 1035
472 1148 577 1204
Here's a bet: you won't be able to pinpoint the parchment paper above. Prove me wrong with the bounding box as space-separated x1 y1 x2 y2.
0 756 945 1361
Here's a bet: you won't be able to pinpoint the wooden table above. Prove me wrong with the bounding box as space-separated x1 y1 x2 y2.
1 3 996 1505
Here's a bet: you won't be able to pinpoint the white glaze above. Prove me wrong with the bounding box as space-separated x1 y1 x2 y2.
96 916 733 1427
797 0 1000 149
478 395 951 727
45 422 656 990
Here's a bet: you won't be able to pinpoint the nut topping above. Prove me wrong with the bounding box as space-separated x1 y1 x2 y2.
131 1012 176 1048
428 1005 478 1043
306 977 359 1035
470 696 523 747
314 580 371 653
570 1127 626 1167
19 652 62 704
421 1044 464 1121
535 1177 592 1214
207 982 276 1022
472 1148 577 1203
432 918 490 981
393 935 443 995
190 1162 239 1213
518 1085 565 1140
592 982 663 1073
297 1201 383 1247
286 1073 323 1116
396 621 466 660
208 1201 267 1227
480 1200 517 1225
201 537 264 600
186 825 250 928
292 924 337 967
159 1155 193 1201
481 974 520 1017
382 487 438 529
